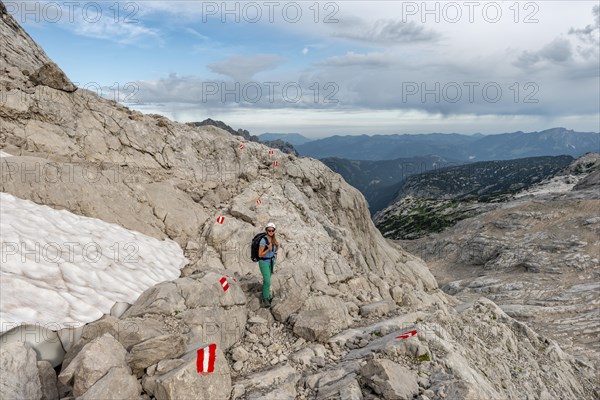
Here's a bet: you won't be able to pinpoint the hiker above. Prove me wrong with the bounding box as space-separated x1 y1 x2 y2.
258 222 278 307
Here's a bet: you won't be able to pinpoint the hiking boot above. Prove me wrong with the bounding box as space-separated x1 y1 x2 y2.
260 297 272 308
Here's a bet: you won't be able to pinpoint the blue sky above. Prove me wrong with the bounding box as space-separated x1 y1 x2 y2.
10 1 600 137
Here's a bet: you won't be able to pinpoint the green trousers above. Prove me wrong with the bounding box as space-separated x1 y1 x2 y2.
258 259 274 301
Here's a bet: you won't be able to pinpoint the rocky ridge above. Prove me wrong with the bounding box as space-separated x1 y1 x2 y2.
0 2 598 399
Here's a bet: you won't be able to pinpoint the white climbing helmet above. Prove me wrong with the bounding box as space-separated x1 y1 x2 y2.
265 222 276 231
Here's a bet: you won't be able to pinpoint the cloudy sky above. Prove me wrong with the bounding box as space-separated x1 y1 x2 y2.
12 1 600 137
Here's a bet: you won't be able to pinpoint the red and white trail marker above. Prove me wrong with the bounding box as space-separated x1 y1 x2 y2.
219 277 230 292
197 344 217 374
268 149 275 155
273 161 279 167
395 329 417 340
256 199 262 205
216 216 225 224
239 144 245 150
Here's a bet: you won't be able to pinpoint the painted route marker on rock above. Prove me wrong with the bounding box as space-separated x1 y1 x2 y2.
268 149 275 155
256 199 262 205
197 344 217 374
395 329 417 339
273 160 279 167
239 143 245 150
216 216 225 224
219 277 230 292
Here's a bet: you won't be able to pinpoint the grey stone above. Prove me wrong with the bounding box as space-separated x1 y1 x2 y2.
58 333 128 397
149 346 231 400
360 359 419 399
29 62 77 92
290 347 315 365
78 366 141 400
293 308 346 343
126 334 187 376
359 300 397 318
0 342 42 400
122 282 186 318
237 363 299 395
231 346 250 362
0 324 65 368
37 360 59 400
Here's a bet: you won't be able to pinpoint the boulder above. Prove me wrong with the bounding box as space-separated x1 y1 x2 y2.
293 307 347 343
359 359 419 400
182 305 247 350
121 282 186 318
62 316 166 369
0 342 42 400
359 300 397 318
127 334 187 376
78 366 141 400
37 360 59 400
231 346 250 362
29 62 77 92
146 346 231 400
58 333 128 397
0 324 65 367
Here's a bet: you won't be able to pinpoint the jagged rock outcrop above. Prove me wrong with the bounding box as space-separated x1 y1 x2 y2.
193 118 298 155
0 3 598 399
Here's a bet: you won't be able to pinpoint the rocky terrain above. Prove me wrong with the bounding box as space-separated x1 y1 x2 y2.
399 153 600 368
374 155 576 239
193 118 298 156
0 2 598 399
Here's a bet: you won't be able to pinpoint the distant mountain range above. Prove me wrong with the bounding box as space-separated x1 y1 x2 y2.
373 155 579 239
296 128 600 161
321 155 465 213
258 133 313 146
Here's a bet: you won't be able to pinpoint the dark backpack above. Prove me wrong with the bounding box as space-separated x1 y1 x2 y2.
250 232 269 262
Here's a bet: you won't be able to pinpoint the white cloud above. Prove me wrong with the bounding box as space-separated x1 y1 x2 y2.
315 52 391 68
207 55 285 81
333 18 440 45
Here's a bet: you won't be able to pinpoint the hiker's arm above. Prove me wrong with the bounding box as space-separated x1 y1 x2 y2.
258 242 272 257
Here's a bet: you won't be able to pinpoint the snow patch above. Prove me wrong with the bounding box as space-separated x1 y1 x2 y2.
0 192 187 332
